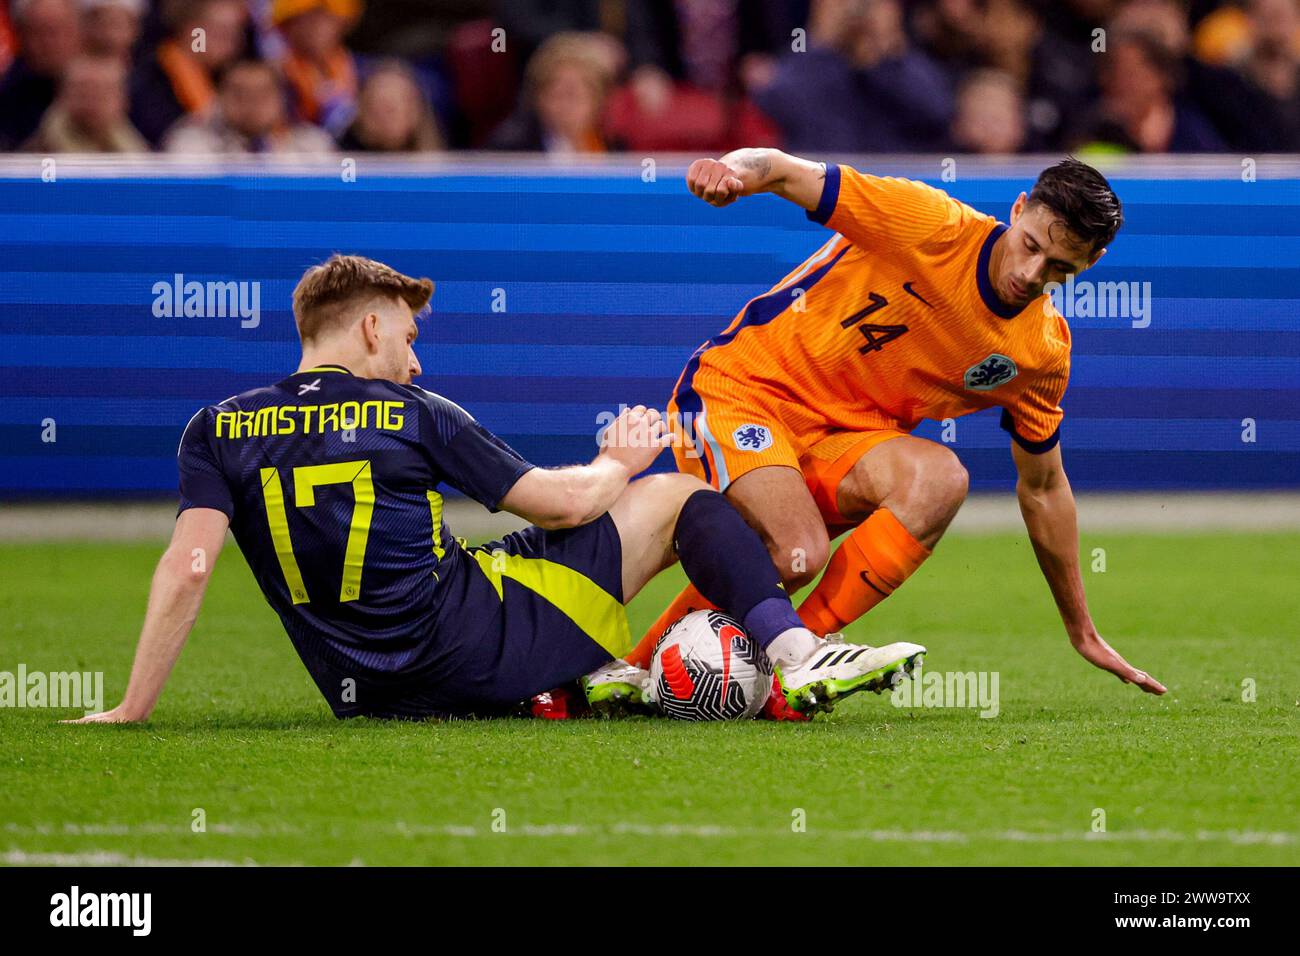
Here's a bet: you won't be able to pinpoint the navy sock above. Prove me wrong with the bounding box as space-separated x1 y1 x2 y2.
673 490 803 649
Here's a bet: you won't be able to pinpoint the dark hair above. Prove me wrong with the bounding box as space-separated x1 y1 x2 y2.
1027 157 1123 253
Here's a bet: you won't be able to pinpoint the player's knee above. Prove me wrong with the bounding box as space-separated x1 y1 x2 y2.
671 472 714 498
930 448 970 510
642 472 712 528
659 472 712 507
770 528 829 591
901 445 968 513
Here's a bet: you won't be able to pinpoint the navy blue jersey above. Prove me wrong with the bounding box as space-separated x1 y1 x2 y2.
176 364 535 714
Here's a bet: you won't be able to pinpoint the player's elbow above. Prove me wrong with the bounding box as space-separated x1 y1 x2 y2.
546 489 595 530
531 509 583 531
1016 470 1070 519
1015 483 1046 517
160 543 214 587
1017 465 1063 499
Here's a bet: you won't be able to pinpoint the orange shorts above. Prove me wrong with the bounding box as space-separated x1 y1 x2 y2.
667 380 907 526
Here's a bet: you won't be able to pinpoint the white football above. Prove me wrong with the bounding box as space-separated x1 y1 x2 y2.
646 609 774 720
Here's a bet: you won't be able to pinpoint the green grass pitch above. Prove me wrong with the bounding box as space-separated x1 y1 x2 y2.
2 529 1297 866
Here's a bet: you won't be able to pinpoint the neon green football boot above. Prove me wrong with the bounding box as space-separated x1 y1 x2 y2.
579 661 653 718
774 638 926 717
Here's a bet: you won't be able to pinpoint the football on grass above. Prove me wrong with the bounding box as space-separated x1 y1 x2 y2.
646 610 773 720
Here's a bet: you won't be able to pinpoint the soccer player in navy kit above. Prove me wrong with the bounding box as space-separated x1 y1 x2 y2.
70 255 923 724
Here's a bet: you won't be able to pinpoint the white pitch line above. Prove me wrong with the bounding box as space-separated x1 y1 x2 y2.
8 821 1292 861
3 822 296 837
21 820 1288 845
2 849 263 867
393 822 1296 845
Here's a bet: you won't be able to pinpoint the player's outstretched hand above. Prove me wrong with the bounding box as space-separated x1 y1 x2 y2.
686 158 748 207
599 404 672 476
1072 633 1167 695
61 705 143 724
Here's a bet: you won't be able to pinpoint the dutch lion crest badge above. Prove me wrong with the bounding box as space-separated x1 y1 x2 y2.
964 354 1018 391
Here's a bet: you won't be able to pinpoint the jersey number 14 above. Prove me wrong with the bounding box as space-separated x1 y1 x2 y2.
841 291 908 354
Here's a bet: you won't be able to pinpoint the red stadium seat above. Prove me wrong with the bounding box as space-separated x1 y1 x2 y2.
446 19 519 148
604 81 780 154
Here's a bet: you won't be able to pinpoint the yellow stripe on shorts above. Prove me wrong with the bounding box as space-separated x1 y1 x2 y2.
470 548 631 659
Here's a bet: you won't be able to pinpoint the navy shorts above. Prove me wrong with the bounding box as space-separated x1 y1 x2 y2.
378 513 630 718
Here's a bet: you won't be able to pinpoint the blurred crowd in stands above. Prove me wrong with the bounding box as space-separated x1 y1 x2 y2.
0 0 1296 156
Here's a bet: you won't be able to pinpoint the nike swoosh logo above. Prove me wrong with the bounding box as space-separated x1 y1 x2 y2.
859 570 889 598
903 282 934 308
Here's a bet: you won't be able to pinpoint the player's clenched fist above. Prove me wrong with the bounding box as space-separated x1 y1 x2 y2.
600 404 671 475
686 158 748 207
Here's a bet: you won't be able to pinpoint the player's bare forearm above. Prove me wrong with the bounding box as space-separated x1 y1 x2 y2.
1012 442 1166 694
1016 476 1095 640
120 553 210 718
500 405 669 529
688 148 829 212
506 457 632 530
568 456 636 526
65 509 228 724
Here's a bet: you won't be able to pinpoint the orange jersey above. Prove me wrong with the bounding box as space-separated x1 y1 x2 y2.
670 164 1071 487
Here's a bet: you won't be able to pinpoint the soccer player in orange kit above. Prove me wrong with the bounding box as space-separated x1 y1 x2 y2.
622 150 1166 717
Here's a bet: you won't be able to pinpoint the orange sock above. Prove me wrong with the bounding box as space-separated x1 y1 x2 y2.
797 508 931 635
626 583 719 668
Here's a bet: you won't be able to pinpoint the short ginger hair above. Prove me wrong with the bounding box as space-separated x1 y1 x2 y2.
291 254 433 343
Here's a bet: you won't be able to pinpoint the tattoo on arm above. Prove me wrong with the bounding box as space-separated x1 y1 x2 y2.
736 149 772 182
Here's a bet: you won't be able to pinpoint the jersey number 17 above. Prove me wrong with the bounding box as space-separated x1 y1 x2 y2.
259 459 375 605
